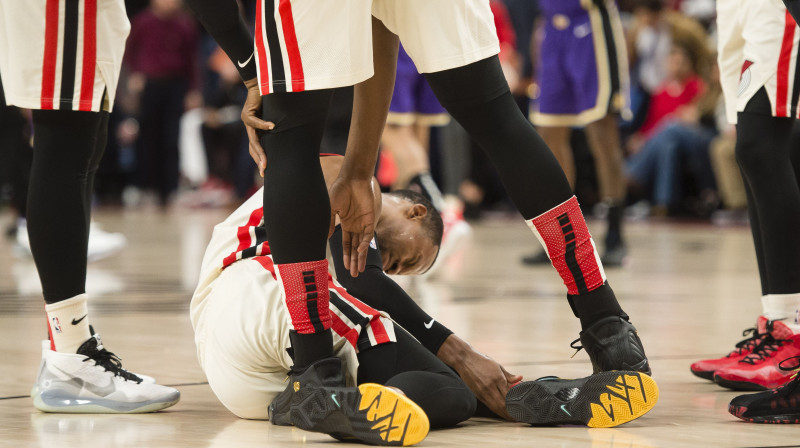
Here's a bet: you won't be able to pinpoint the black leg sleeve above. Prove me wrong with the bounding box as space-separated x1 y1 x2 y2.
424 56 574 219
735 88 800 293
29 110 106 302
261 90 333 264
357 328 476 429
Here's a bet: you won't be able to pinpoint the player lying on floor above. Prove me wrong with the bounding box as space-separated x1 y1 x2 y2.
190 155 659 446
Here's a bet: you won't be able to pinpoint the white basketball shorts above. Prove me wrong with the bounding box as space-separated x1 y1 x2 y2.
717 0 800 124
252 0 500 94
0 0 129 112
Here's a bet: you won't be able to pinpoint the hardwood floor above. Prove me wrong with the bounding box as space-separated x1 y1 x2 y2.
0 208 795 448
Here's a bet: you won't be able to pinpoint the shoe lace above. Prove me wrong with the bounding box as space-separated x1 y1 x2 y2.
739 335 787 365
570 338 583 358
775 356 800 394
728 327 760 356
83 347 143 383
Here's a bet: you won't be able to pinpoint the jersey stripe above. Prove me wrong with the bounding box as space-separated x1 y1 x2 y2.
41 0 61 110
222 208 264 267
263 0 286 93
79 0 97 111
60 0 80 109
777 10 796 117
255 0 271 94
329 281 390 344
277 0 304 92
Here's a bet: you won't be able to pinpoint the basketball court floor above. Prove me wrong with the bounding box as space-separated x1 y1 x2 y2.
0 207 797 448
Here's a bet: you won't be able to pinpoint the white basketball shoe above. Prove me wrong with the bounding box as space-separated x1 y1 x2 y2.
31 336 179 413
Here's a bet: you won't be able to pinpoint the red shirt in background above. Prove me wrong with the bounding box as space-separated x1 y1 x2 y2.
125 9 199 89
640 75 705 137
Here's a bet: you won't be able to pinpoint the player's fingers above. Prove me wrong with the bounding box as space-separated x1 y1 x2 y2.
241 108 275 131
341 230 353 274
357 233 371 273
493 384 514 421
246 128 266 177
500 366 523 385
349 233 361 277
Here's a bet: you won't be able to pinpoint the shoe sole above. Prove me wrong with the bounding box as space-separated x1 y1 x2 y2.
32 387 180 414
729 404 800 423
506 371 659 428
291 383 429 446
689 368 715 381
713 376 770 391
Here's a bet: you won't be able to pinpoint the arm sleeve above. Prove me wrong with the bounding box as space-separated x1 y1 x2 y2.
329 227 453 354
184 0 257 81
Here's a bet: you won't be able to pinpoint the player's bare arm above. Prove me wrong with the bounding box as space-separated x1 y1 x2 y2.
331 18 399 277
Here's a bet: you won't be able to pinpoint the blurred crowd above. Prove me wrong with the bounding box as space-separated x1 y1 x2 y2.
3 0 799 225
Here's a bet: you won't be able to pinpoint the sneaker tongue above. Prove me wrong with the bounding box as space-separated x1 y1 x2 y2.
757 316 768 334
769 320 795 340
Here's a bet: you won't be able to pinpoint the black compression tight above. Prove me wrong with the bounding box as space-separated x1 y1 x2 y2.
736 89 800 294
261 90 333 264
424 56 574 219
357 329 477 429
28 110 107 303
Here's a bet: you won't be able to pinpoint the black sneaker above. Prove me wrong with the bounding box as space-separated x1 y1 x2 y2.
573 316 651 375
729 356 800 423
268 379 293 426
506 371 659 428
279 357 429 446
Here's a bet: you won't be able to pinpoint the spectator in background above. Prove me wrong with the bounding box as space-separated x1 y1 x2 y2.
625 36 714 215
525 0 632 267
199 46 253 202
125 0 200 206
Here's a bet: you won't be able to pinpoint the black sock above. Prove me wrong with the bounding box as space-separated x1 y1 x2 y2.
568 283 628 330
290 330 334 370
605 202 624 249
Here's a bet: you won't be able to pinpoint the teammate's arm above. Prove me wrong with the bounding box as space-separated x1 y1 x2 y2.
184 0 272 176
330 18 400 277
330 227 520 419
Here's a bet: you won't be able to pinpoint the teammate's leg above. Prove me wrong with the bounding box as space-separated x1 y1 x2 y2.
356 328 477 429
261 89 336 369
425 56 648 373
735 88 800 310
28 110 104 353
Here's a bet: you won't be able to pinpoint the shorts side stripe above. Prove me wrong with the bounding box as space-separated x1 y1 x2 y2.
277 0 304 92
776 10 796 117
78 0 97 111
263 0 286 93
597 2 620 98
255 0 271 94
59 0 80 109
41 0 60 110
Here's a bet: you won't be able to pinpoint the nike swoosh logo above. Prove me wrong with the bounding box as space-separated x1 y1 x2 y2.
424 319 435 329
72 314 87 325
52 365 116 397
237 52 254 68
331 393 340 408
560 404 572 416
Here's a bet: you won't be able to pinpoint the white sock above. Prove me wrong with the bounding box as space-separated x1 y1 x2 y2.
45 294 91 353
761 293 800 333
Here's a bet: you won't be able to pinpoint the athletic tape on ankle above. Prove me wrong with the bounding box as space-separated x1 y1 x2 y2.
276 260 332 333
527 197 606 295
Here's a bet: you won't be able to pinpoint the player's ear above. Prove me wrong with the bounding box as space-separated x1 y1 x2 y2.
407 204 428 220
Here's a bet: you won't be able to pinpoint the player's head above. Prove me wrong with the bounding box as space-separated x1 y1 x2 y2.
375 189 443 275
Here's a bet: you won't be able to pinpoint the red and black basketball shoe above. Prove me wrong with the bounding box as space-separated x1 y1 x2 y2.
729 356 800 423
714 319 800 391
690 317 767 380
